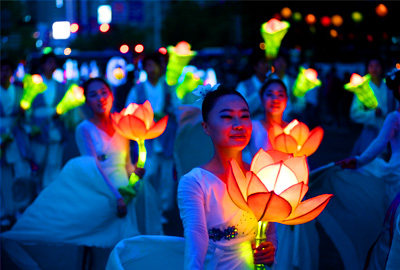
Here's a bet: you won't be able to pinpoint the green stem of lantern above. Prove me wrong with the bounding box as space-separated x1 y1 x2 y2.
254 221 269 270
118 139 147 204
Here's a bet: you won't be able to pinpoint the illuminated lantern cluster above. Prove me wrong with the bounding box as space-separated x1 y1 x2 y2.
166 41 197 86
260 18 290 60
268 119 324 157
344 73 378 109
20 74 47 110
293 67 322 97
111 101 168 201
176 72 203 100
56 84 85 115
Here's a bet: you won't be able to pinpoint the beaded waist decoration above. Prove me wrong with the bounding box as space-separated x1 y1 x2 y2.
209 226 238 242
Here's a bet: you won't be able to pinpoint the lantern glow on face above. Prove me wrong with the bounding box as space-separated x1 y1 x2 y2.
227 149 332 225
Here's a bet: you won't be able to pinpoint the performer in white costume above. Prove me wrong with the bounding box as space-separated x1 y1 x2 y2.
1 77 162 269
178 85 277 270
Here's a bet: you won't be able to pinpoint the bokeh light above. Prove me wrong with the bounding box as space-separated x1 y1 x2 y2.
99 23 110 33
330 29 338 38
64 48 72 55
134 44 144 53
158 47 167 55
70 23 79 33
331 15 343 27
281 7 292 19
259 42 266 50
293 12 302 22
351 11 363 23
320 16 331 27
120 44 129 54
305 14 316 25
375 4 388 17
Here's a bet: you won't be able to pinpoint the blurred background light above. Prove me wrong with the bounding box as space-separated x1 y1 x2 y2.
351 11 363 22
52 21 70 39
281 7 292 19
305 14 316 25
331 15 343 27
375 4 388 17
99 23 110 33
70 23 79 33
98 5 112 24
134 44 144 53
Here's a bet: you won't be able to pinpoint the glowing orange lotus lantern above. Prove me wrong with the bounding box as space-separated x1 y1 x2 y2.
293 67 322 97
111 100 168 201
227 149 332 267
268 119 324 157
260 19 290 60
228 149 332 224
20 74 47 110
166 41 197 86
56 84 85 115
344 73 378 109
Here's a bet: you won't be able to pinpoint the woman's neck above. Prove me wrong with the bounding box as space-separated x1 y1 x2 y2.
264 114 285 128
205 148 247 182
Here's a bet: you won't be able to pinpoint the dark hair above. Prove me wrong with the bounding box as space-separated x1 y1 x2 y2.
40 52 57 66
0 58 15 71
143 52 162 68
82 77 112 98
249 48 267 68
385 69 400 101
259 78 288 100
202 85 248 122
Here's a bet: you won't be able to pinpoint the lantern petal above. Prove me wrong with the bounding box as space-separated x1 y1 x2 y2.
227 161 251 212
247 171 269 196
268 121 283 148
257 162 298 194
290 121 310 147
274 134 299 155
267 150 293 163
296 126 324 157
142 100 154 129
112 116 139 141
278 182 308 209
283 156 309 185
120 115 147 140
250 149 275 174
248 192 292 222
145 115 169 140
280 194 333 225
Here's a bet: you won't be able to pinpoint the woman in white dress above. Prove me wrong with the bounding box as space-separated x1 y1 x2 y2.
1 77 162 269
177 85 277 270
336 68 400 270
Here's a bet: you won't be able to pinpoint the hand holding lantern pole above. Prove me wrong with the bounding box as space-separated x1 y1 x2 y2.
111 101 168 203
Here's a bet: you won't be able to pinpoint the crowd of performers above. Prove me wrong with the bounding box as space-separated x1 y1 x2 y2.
0 47 399 270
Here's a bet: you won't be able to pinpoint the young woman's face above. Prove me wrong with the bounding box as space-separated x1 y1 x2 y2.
203 94 252 150
367 59 382 78
85 80 113 115
262 82 287 116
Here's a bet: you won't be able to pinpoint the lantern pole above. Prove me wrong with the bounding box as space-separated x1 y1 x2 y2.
255 220 269 270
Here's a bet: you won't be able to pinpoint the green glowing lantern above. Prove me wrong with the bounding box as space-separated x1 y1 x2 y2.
344 73 378 109
166 41 197 86
176 72 203 100
260 19 290 60
293 67 322 97
56 84 86 115
20 74 47 110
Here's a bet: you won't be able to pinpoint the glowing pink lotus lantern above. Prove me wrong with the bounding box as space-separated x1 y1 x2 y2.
166 41 197 86
268 120 324 157
56 84 85 115
344 73 378 109
111 101 168 201
20 74 47 110
227 149 333 266
260 19 290 60
293 67 322 97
